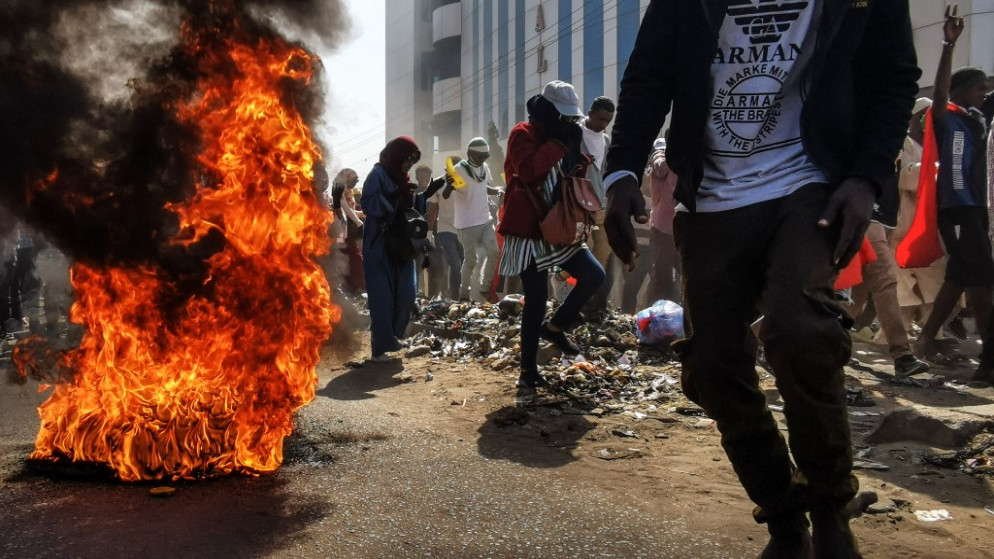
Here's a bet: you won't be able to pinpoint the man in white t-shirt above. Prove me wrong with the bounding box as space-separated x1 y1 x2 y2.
603 2 921 557
445 138 502 302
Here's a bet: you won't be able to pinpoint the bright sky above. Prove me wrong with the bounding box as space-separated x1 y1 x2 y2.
317 0 386 175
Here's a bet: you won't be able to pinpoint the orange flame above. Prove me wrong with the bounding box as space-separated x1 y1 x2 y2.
27 20 338 481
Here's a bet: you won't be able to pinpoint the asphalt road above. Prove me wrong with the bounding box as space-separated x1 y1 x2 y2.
0 351 752 559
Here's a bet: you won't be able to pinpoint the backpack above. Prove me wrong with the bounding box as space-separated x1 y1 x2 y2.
530 163 602 246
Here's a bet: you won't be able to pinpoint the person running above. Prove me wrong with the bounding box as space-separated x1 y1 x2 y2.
603 2 920 557
498 80 605 389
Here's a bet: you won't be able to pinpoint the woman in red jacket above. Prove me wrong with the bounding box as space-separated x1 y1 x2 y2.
497 81 605 388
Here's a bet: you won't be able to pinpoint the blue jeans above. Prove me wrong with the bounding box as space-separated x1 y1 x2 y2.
519 248 605 372
436 231 464 298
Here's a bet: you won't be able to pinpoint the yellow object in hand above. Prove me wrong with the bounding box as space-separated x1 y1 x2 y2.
446 157 466 189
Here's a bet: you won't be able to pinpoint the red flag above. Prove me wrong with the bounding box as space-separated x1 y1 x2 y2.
895 106 945 268
835 238 877 290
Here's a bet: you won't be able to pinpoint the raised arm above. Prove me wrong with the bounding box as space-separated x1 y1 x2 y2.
931 4 964 122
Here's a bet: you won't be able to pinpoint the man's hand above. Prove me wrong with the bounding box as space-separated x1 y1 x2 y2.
817 178 876 267
944 4 964 44
605 174 649 271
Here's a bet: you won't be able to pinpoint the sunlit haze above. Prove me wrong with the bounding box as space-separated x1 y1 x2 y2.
318 0 385 176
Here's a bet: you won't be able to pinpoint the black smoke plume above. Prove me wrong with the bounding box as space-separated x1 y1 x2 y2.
0 0 346 272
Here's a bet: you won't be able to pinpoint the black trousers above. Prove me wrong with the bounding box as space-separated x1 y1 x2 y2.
673 183 857 515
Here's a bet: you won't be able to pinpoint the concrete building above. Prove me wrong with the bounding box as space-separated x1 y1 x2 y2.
384 1 437 167
385 0 994 170
386 0 652 171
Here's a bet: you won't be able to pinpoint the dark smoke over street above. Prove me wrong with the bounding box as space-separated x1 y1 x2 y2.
0 0 346 270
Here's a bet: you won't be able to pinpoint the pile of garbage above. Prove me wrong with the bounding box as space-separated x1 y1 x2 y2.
540 355 684 414
401 296 685 415
922 429 994 477
411 296 672 355
414 297 519 335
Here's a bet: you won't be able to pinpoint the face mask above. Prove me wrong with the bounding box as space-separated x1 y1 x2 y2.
468 151 490 166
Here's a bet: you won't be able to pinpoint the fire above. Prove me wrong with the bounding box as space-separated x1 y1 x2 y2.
25 12 339 481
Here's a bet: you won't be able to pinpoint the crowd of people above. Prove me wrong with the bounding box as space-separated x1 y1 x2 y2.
0 2 987 557
321 92 684 364
316 3 991 558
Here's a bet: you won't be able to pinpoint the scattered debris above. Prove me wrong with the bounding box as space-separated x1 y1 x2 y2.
852 459 890 471
920 429 994 476
540 356 685 415
465 308 487 319
866 501 898 515
914 509 952 522
406 345 432 358
610 428 638 438
594 447 643 461
674 406 706 417
497 295 524 317
406 299 682 416
846 386 875 407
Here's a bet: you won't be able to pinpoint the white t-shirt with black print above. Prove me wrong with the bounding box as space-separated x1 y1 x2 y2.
696 0 828 212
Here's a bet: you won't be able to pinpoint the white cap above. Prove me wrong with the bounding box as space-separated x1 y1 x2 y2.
541 80 584 118
912 97 933 115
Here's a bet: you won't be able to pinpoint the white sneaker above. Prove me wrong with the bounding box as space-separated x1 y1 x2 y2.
370 353 392 363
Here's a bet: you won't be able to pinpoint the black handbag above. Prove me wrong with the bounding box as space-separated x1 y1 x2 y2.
382 205 428 263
